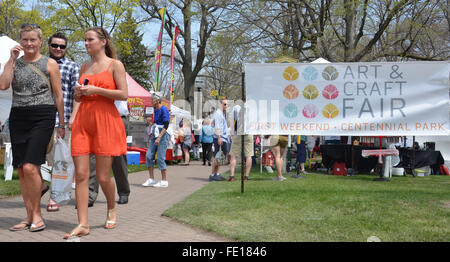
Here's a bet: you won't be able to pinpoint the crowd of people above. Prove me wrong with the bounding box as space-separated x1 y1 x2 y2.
142 98 314 184
0 23 312 240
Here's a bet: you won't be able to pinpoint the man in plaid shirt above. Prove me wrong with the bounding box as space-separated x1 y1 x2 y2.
44 32 80 212
48 33 80 128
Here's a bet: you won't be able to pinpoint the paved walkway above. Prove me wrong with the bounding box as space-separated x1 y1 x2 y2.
0 161 231 242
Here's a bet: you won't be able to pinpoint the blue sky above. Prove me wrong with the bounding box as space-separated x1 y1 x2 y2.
23 0 159 49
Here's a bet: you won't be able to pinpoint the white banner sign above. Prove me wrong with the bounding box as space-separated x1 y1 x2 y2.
245 62 450 136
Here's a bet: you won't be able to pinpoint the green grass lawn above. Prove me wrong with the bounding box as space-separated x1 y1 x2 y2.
163 167 450 242
0 165 20 197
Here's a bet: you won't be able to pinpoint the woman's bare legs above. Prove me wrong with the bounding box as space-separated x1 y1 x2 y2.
182 148 190 164
13 164 44 229
95 156 116 225
68 155 91 236
11 167 33 229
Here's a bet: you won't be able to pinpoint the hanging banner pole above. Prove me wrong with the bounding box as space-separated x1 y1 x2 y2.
153 7 166 92
170 26 181 104
241 72 246 193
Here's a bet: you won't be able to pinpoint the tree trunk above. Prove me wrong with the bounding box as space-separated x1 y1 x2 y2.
344 0 357 61
182 1 195 109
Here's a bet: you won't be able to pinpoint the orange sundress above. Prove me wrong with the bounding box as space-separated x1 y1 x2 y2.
71 61 127 156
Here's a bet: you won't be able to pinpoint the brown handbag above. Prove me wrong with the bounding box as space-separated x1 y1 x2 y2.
26 63 55 154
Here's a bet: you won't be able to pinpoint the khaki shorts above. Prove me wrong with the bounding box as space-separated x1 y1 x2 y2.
271 135 289 149
230 135 254 157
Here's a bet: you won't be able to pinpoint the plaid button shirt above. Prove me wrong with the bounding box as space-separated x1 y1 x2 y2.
55 57 80 126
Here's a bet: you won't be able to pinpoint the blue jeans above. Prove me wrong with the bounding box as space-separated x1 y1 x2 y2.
146 132 169 170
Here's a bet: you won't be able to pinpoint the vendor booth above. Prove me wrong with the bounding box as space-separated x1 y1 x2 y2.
127 73 170 122
126 73 170 148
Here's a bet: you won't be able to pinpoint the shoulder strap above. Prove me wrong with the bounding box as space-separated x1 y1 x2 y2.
107 59 115 71
27 63 52 93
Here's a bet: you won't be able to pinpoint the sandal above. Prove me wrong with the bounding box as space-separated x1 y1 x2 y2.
63 224 90 239
47 203 59 212
41 184 49 197
29 219 46 232
104 208 117 229
9 220 31 231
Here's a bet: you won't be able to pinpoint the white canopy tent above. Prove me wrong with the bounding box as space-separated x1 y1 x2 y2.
170 104 191 118
0 36 23 124
311 57 331 64
170 104 191 128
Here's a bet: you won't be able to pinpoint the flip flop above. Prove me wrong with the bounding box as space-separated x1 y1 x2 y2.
29 219 46 232
9 221 31 231
47 203 59 212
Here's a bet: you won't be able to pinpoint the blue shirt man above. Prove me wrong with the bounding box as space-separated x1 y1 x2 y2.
209 99 230 181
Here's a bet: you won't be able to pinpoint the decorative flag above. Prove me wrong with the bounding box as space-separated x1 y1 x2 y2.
153 7 166 92
170 26 181 104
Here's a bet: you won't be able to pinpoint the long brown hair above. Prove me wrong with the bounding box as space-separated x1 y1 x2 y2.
87 27 117 59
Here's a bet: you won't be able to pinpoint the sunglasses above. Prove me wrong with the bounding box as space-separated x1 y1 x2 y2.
50 43 67 49
21 23 40 29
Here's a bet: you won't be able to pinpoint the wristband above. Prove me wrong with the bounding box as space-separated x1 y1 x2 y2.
58 124 66 129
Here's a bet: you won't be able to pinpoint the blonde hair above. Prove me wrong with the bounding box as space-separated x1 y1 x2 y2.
19 24 43 41
87 27 117 59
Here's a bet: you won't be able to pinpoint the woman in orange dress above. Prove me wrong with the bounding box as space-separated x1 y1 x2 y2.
64 27 127 239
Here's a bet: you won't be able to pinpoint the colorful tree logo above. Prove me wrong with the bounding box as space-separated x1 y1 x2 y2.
322 66 339 81
284 103 298 118
283 66 299 81
322 104 339 119
322 85 339 100
303 85 319 100
302 104 319 119
283 85 300 99
302 66 318 81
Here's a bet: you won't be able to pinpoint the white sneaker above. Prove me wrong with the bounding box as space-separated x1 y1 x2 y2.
142 178 156 187
152 180 168 188
265 166 274 173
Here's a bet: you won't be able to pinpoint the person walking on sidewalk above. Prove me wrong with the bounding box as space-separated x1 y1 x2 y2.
65 27 128 239
142 92 170 188
45 32 80 212
180 118 193 166
200 118 214 166
1 24 65 232
209 99 230 181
